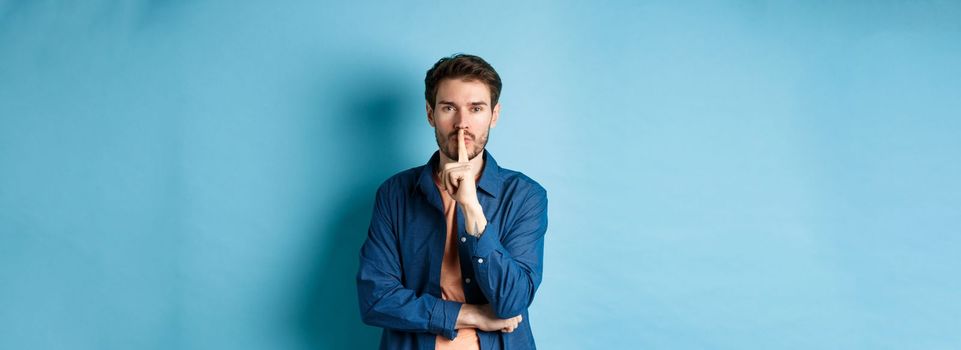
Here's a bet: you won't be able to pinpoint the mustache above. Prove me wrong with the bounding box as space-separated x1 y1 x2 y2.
448 131 475 140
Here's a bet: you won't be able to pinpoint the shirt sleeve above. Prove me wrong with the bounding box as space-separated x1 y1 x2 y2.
356 183 462 340
461 186 548 319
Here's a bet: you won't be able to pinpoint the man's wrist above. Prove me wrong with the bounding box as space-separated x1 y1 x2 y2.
463 201 484 218
456 303 479 329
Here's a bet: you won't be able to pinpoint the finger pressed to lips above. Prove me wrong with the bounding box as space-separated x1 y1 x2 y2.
457 129 468 162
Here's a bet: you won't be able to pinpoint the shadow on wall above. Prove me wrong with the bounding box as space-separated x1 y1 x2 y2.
294 64 412 349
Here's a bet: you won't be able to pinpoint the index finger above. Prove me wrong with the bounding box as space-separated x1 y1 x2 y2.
457 129 468 163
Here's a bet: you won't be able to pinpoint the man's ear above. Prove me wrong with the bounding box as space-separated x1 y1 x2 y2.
426 102 436 127
490 102 501 128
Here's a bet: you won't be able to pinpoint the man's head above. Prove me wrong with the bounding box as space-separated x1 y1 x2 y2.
425 54 502 162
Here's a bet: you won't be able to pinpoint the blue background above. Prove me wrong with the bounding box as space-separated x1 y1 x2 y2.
2 1 959 349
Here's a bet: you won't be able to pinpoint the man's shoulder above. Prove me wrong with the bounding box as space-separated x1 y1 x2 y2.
496 165 547 198
376 164 426 195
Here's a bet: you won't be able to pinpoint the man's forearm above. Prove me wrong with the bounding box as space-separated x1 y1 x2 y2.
462 202 487 237
455 303 523 333
455 303 480 329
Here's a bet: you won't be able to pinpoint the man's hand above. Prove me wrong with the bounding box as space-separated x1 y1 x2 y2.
441 129 479 206
440 129 487 235
456 304 523 333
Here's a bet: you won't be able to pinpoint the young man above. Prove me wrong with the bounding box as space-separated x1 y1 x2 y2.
356 54 549 349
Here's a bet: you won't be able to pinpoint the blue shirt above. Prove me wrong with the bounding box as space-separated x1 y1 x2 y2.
356 151 548 350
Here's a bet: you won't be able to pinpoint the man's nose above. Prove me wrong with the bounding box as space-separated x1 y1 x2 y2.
453 112 469 130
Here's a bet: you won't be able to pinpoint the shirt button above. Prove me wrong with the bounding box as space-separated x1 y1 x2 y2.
477 258 484 264
465 278 471 284
460 236 467 243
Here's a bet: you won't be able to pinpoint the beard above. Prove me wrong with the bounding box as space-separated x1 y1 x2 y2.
435 128 489 161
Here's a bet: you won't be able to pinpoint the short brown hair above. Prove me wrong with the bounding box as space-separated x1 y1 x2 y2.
424 54 502 108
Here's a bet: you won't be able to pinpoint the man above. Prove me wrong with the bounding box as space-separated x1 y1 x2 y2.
356 54 548 350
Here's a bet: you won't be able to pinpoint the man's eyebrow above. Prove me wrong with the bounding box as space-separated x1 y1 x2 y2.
437 100 489 106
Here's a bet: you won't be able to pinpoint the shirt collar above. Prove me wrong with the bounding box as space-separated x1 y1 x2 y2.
416 150 502 199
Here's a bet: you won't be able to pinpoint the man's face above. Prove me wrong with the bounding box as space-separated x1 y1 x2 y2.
427 78 501 161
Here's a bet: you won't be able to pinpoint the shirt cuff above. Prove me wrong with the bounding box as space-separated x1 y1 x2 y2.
462 223 499 259
429 298 462 340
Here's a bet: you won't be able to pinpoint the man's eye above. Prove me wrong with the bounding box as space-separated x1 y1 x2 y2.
472 107 483 112
444 106 454 111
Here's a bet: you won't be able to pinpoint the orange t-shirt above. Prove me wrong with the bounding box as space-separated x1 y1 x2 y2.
434 175 480 350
